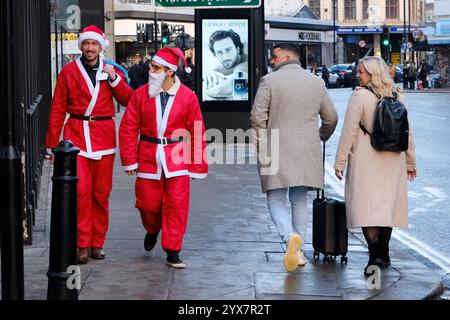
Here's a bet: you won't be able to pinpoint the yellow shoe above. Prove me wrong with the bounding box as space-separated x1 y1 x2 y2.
283 234 302 272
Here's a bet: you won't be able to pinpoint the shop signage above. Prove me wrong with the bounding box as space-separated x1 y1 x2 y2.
298 31 322 41
338 26 425 34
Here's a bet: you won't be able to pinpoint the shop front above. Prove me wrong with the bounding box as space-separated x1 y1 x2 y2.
265 16 335 71
338 26 425 65
114 19 195 65
50 0 105 89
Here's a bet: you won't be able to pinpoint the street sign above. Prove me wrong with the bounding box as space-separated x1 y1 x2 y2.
401 42 408 51
412 29 421 39
156 0 261 8
358 40 366 48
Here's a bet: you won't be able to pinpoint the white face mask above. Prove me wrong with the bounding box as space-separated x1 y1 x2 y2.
148 71 166 98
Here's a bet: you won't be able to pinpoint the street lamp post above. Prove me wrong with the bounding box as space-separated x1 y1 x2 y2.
403 0 407 62
333 0 336 64
408 0 412 62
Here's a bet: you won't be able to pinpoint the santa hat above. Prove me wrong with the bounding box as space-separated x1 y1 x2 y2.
152 47 192 74
78 25 110 52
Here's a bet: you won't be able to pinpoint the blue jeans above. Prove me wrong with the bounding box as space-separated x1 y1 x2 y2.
266 186 308 245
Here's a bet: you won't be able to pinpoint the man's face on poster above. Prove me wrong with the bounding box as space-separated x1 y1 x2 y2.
213 37 241 70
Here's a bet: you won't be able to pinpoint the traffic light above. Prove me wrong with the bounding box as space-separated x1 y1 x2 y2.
146 23 154 43
382 26 390 46
137 24 145 44
161 23 170 46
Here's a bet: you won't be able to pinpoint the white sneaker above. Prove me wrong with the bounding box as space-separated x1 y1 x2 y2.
298 250 307 266
283 233 302 272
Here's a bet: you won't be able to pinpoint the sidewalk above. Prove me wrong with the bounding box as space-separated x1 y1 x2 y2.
402 87 450 93
16 117 443 300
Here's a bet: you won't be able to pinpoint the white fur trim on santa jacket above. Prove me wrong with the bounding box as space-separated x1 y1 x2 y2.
46 58 134 159
119 77 208 180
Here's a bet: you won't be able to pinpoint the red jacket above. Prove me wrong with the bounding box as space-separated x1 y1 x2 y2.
45 58 133 159
119 78 208 180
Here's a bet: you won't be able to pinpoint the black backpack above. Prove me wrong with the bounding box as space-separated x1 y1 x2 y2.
359 86 409 152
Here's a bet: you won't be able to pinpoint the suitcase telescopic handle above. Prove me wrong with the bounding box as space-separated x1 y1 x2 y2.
317 142 326 200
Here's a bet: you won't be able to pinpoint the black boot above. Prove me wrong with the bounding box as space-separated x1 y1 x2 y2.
364 244 384 276
379 243 391 268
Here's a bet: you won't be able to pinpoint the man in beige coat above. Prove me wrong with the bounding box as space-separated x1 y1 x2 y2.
251 43 338 272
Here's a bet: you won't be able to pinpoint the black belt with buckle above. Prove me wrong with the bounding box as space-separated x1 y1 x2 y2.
70 114 113 122
140 135 185 146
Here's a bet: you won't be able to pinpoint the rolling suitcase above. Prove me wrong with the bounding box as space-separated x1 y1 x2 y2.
312 143 348 264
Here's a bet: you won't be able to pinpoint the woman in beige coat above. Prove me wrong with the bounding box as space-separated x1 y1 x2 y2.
334 56 417 275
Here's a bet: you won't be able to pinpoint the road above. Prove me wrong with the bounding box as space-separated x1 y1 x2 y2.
326 88 450 285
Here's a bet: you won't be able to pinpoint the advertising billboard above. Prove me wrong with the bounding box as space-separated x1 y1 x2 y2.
202 19 249 102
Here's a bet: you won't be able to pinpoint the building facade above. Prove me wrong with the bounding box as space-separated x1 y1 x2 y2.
427 0 450 84
304 0 427 64
112 0 195 65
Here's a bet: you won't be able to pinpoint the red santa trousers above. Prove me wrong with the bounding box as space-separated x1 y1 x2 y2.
135 174 190 252
77 154 115 248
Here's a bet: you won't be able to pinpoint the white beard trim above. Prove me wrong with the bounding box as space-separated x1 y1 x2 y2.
148 71 166 98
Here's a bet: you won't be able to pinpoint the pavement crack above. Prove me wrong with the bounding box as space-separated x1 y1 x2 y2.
207 285 255 300
165 269 175 300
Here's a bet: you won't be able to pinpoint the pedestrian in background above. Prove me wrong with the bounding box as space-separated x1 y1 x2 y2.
322 64 330 89
334 56 417 276
141 55 152 84
119 48 208 269
351 61 358 90
402 62 409 90
418 59 429 90
45 25 134 264
311 62 318 75
251 43 338 273
129 56 146 90
408 61 417 90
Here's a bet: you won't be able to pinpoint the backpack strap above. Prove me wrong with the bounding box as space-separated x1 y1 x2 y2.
364 85 381 99
392 91 398 99
359 123 371 136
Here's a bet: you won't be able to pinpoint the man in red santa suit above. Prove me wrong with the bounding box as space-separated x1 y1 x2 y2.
119 47 208 269
46 25 133 264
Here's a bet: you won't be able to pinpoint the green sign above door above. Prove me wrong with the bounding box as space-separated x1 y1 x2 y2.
156 0 261 8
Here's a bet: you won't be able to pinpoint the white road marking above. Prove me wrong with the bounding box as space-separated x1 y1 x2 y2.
324 161 450 273
415 113 447 120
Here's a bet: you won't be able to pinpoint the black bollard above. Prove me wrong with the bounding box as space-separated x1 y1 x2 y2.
47 140 80 300
0 146 25 300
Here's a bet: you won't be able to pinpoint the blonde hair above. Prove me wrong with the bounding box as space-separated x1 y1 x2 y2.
359 56 396 98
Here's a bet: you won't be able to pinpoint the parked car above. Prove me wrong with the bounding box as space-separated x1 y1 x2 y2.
316 67 339 88
330 64 354 87
393 65 403 83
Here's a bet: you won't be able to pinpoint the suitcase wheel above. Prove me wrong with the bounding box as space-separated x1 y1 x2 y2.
313 250 320 259
340 256 348 264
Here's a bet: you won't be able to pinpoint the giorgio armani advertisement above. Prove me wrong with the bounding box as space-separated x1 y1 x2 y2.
202 19 249 102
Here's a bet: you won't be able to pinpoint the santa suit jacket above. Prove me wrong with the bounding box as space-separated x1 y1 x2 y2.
45 57 133 159
119 77 208 180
